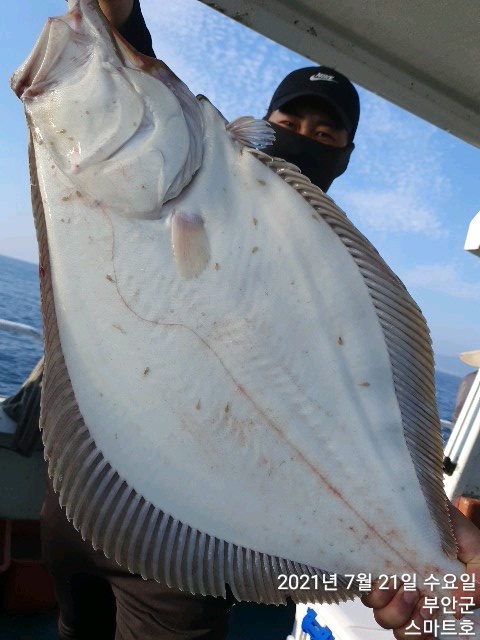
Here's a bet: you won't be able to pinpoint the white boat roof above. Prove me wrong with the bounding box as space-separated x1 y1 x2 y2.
198 0 480 149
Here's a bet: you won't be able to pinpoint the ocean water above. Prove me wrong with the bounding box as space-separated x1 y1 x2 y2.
0 254 462 423
0 254 43 396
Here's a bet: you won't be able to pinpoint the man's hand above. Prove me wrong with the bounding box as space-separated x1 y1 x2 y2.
98 0 134 29
362 504 480 639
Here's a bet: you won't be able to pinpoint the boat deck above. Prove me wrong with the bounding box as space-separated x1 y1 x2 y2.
0 602 296 639
0 611 57 640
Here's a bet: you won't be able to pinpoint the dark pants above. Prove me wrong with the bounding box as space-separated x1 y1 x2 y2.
41 479 231 640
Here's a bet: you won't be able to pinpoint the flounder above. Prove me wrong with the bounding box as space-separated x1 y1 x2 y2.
11 0 465 613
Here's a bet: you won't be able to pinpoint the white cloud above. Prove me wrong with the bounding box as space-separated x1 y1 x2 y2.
337 91 452 236
141 0 307 121
402 263 480 300
341 188 445 236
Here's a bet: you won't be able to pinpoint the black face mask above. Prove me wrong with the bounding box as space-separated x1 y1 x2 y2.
260 122 354 193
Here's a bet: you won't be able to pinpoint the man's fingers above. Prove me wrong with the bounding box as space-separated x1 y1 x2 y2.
361 501 480 637
370 585 420 630
449 503 480 564
449 504 480 607
392 597 439 640
369 590 439 640
362 578 398 609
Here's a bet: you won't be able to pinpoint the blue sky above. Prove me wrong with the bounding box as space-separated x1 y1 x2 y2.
1 0 479 363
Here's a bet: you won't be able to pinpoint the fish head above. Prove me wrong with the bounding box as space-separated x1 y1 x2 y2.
10 0 204 217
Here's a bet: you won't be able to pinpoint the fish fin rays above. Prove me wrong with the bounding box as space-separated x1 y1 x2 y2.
62 447 358 605
226 116 276 149
73 459 358 604
170 210 210 279
400 398 458 559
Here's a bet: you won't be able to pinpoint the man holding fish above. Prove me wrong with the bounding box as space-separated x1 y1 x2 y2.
21 0 478 638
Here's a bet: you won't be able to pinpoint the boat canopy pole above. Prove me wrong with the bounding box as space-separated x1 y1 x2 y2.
0 319 43 343
444 369 480 499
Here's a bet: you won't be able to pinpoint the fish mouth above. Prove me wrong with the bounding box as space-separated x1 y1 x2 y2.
11 11 91 100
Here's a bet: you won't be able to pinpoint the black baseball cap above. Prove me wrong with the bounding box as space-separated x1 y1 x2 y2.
268 66 360 141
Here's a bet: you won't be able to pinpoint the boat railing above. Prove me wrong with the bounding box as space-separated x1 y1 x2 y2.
443 369 480 499
0 317 43 406
0 318 43 343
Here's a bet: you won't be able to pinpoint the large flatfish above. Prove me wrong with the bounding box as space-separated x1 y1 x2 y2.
11 0 463 610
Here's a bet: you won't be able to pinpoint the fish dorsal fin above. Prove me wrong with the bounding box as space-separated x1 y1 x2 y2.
226 116 275 149
247 148 457 560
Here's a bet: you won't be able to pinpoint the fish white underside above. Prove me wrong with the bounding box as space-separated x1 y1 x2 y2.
14 1 462 619
35 96 460 585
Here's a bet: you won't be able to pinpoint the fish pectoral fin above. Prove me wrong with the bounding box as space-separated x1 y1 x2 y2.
226 116 275 149
170 211 210 279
